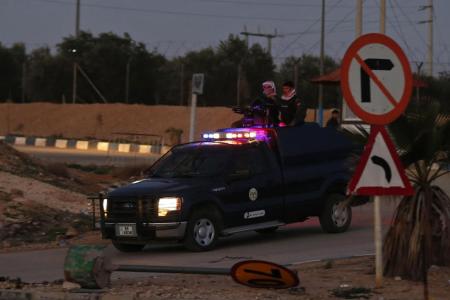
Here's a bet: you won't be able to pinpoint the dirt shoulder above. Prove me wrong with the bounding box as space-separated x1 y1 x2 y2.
0 256 449 299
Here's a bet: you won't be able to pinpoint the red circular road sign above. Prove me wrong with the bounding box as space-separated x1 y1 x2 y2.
341 33 413 125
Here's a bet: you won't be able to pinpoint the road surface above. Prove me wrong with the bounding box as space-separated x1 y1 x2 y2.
0 201 399 283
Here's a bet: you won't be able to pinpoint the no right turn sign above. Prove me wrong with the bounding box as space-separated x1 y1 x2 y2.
341 33 413 125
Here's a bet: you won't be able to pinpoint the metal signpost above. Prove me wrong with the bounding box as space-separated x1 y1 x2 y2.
64 245 300 290
189 73 204 142
341 33 414 288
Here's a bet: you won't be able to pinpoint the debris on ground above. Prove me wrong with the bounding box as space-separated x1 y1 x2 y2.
0 257 449 299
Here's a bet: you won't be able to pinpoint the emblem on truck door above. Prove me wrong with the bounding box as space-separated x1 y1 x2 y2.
249 188 258 201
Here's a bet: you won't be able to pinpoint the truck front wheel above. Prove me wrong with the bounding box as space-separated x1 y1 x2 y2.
319 193 352 233
184 208 222 251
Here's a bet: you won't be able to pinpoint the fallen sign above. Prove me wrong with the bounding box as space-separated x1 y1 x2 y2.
347 125 414 196
63 245 300 290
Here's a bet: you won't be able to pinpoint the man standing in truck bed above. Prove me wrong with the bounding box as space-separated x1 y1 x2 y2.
278 81 306 126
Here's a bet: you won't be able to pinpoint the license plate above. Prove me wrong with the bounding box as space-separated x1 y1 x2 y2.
115 223 137 237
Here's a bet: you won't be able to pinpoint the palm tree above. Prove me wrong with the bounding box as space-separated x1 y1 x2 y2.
383 103 450 281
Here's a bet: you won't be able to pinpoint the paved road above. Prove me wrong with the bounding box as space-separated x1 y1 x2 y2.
14 145 160 166
0 201 399 283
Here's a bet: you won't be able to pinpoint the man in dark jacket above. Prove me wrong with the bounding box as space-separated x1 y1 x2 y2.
260 80 280 127
278 81 306 126
326 109 340 129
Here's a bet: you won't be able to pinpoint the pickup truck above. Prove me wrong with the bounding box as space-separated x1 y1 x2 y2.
100 123 357 252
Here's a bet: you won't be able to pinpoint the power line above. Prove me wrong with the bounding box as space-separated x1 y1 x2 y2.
28 0 352 23
189 0 420 9
388 0 421 63
301 2 357 56
274 0 344 58
393 0 427 46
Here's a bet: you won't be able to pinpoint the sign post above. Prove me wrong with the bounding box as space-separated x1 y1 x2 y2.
189 74 204 142
341 33 414 288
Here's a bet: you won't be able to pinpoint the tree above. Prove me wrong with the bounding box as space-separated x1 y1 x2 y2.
57 31 167 104
383 103 450 284
0 43 26 102
27 47 71 102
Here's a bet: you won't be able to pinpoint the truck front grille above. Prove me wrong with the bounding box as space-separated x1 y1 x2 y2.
107 197 157 222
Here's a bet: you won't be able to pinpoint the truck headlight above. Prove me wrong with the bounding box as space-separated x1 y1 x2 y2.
102 198 108 216
158 197 182 217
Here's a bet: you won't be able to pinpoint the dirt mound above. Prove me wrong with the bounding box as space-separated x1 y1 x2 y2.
0 171 92 248
0 141 90 194
0 143 106 249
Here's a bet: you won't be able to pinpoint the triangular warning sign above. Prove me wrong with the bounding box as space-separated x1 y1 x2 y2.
348 125 414 196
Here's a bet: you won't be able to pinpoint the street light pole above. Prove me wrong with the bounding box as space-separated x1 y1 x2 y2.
72 0 80 104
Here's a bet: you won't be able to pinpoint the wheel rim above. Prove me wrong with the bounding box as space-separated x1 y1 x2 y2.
331 202 349 227
193 218 215 247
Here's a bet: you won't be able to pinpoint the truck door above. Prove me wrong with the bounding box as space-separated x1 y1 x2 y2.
218 145 283 227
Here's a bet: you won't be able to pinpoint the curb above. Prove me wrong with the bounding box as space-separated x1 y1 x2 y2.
2 135 167 155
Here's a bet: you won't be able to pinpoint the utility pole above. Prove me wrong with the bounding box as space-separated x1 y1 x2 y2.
125 59 131 103
317 0 325 126
180 63 184 105
294 61 299 93
428 0 433 77
415 62 424 104
72 0 80 104
21 62 26 103
237 63 242 106
419 0 433 77
240 28 282 55
380 0 386 34
356 0 363 37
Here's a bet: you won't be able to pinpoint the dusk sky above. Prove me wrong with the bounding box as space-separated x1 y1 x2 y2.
1 0 449 74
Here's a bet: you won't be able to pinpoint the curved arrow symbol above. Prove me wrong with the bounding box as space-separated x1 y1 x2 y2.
370 155 392 183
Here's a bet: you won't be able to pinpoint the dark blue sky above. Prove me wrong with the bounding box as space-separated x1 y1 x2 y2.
1 0 449 74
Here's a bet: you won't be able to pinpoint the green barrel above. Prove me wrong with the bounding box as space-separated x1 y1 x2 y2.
64 245 112 289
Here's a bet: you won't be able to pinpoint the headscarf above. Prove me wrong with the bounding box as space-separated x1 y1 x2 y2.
262 80 277 98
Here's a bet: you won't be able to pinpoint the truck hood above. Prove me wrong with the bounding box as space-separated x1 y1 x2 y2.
107 177 209 198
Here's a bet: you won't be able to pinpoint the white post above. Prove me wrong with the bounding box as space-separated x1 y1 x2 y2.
189 93 197 142
374 195 383 288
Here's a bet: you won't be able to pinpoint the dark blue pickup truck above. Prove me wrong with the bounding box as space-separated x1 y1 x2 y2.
100 123 357 251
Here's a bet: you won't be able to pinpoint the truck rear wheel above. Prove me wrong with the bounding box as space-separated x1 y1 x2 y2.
184 208 222 251
319 193 352 233
112 241 146 252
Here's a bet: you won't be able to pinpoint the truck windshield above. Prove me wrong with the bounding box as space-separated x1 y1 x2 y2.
148 146 232 178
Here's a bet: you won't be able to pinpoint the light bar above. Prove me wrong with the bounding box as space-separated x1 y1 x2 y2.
201 128 266 142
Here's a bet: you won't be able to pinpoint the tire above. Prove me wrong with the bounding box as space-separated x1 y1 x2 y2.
319 193 352 233
184 208 222 252
112 241 146 252
255 226 279 234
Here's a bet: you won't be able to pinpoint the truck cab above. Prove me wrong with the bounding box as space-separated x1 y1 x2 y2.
100 124 356 251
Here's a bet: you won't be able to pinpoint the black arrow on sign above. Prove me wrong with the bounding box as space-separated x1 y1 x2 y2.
361 58 394 103
370 155 392 183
